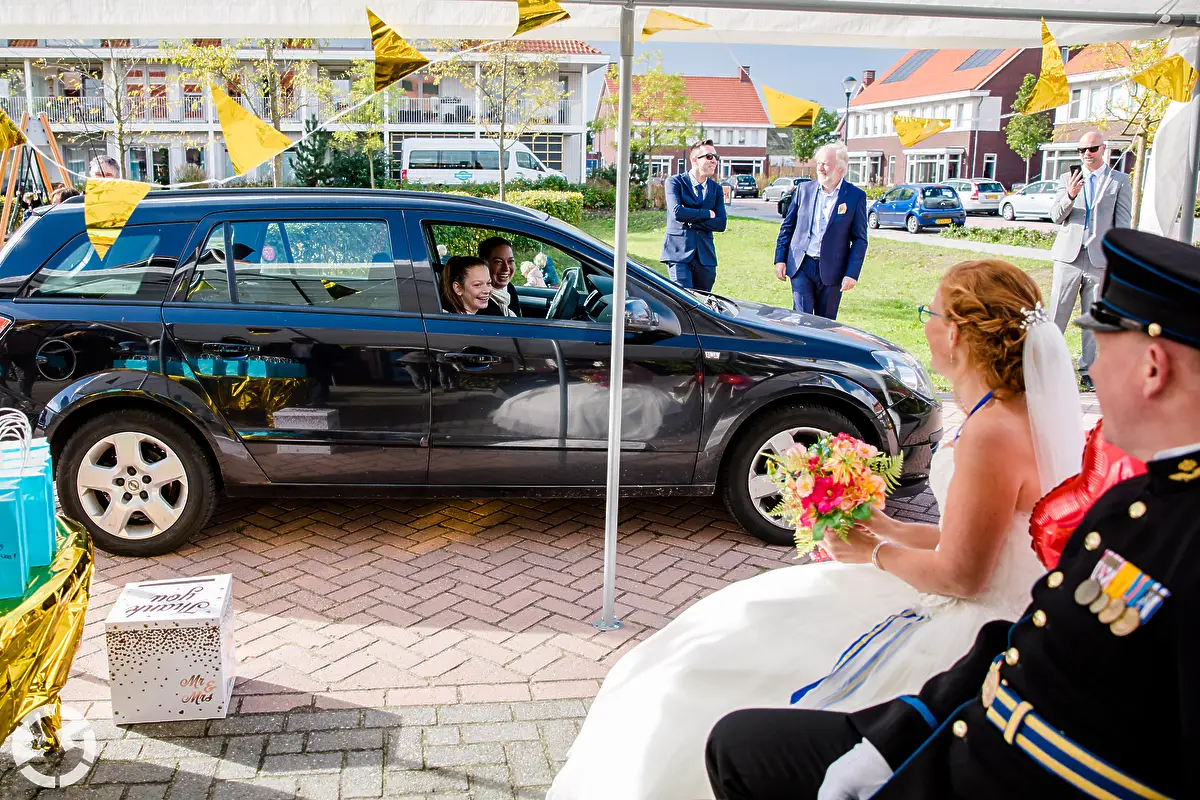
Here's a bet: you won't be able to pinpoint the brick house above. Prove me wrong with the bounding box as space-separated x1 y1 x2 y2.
595 66 771 179
844 47 1042 188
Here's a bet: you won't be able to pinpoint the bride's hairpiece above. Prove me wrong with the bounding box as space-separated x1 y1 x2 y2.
1020 302 1048 330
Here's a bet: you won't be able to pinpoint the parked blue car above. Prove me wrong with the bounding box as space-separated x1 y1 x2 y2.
868 184 967 234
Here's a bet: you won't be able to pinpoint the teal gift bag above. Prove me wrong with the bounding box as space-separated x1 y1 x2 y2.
0 482 28 599
0 412 55 570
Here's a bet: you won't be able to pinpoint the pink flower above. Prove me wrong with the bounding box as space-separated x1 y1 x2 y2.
812 476 845 515
856 441 879 459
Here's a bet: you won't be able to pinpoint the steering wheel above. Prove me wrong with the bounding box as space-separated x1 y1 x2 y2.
547 268 586 321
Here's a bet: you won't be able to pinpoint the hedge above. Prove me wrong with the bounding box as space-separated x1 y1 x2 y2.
506 190 584 226
938 224 1055 250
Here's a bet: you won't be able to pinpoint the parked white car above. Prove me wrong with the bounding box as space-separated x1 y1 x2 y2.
763 176 810 203
945 178 1006 215
401 138 562 185
999 179 1060 221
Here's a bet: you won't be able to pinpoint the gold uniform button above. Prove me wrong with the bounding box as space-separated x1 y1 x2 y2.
1047 571 1063 589
1005 647 1019 666
1032 610 1047 627
1147 322 1162 338
952 720 968 738
1084 531 1101 551
1129 501 1147 519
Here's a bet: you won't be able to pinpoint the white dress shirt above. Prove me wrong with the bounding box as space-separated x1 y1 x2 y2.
806 180 842 260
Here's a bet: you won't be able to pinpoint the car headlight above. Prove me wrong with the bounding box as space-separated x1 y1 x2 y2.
872 350 934 399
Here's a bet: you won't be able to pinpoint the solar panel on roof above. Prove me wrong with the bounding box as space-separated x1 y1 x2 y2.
956 49 1005 71
881 50 936 83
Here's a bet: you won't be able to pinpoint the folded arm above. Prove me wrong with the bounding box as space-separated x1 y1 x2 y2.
665 177 711 224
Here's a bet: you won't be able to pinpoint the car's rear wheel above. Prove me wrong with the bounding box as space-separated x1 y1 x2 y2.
906 215 921 234
778 197 791 216
58 410 217 556
868 212 880 229
721 404 865 546
1001 204 1015 221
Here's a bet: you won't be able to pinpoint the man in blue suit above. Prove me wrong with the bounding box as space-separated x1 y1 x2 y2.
662 139 727 292
773 143 869 319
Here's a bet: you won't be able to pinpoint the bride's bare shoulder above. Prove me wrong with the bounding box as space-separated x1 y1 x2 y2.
955 400 1034 459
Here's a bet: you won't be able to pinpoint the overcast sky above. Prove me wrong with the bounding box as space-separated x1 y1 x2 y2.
584 42 910 116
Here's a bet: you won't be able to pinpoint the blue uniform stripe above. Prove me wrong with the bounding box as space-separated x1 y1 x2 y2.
899 696 937 729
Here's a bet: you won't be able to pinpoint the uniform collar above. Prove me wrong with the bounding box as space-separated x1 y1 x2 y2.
1146 444 1200 494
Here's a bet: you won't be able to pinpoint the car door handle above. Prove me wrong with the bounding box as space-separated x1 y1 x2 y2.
202 341 260 355
442 352 503 366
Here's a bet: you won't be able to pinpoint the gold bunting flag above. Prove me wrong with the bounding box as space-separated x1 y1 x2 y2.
210 84 294 176
1131 53 1198 104
641 9 711 42
84 178 151 260
514 0 570 37
893 116 951 147
0 108 26 152
762 86 820 128
1018 20 1069 115
367 8 430 93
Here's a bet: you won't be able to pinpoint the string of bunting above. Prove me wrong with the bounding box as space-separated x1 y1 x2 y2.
0 0 569 257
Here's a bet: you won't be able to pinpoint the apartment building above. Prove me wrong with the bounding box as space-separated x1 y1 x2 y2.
0 38 611 185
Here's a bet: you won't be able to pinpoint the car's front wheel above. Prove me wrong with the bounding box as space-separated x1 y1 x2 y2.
58 410 217 556
1001 204 1015 221
868 212 880 229
721 404 866 546
906 215 921 234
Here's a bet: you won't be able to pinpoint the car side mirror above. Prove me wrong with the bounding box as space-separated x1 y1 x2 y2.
624 298 659 333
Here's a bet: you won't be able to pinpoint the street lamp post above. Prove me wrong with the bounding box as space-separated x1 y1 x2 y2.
842 75 858 181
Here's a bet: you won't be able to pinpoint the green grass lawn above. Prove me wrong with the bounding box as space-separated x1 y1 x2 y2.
579 211 1082 391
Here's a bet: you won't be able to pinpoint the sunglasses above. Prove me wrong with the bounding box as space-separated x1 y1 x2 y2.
917 304 944 323
696 153 719 161
1077 145 1102 154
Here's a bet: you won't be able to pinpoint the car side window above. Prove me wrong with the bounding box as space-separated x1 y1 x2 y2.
185 219 399 312
516 151 536 170
24 223 192 301
898 188 915 202
883 189 902 202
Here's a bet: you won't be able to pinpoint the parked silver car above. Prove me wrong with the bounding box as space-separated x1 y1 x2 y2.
945 178 1006 215
763 176 811 203
999 179 1060 221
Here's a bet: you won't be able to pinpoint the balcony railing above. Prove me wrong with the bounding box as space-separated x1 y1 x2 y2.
479 97 577 127
0 96 26 121
389 96 474 125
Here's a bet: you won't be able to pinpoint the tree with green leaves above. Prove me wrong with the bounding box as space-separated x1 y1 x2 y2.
326 59 391 189
426 41 568 202
594 53 702 207
1005 73 1056 183
292 115 331 186
791 108 840 163
157 38 326 186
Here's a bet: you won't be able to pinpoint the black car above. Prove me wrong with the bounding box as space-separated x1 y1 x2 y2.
0 189 940 556
730 174 759 198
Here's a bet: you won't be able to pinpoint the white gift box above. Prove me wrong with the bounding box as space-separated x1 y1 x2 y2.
104 574 236 724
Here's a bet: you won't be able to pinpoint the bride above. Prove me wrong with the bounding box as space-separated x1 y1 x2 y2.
547 259 1084 800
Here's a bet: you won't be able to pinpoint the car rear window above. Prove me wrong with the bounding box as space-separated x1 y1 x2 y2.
24 223 192 301
922 187 957 199
978 182 1004 192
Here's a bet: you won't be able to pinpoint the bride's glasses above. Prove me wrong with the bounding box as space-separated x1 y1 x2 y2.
917 305 944 323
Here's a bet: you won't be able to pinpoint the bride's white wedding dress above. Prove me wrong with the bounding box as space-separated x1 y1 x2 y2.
547 444 1048 800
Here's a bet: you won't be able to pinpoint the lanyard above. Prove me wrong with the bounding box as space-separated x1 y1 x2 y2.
954 390 995 443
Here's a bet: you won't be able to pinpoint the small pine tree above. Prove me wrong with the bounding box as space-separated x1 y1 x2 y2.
293 116 331 187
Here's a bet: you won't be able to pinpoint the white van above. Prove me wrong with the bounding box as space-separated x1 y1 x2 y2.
401 139 563 185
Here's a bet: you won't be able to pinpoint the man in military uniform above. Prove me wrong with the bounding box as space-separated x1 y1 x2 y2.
705 227 1200 800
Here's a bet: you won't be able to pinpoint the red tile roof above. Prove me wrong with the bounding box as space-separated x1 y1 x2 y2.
602 75 770 124
474 40 604 55
1065 43 1133 76
851 48 1020 106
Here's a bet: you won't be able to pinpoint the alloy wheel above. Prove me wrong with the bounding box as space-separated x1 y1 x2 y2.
76 431 190 540
746 425 829 530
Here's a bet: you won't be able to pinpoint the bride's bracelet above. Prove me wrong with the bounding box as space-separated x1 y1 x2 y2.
871 541 887 571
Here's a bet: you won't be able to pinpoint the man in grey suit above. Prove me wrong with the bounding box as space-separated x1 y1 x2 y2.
1049 131 1132 390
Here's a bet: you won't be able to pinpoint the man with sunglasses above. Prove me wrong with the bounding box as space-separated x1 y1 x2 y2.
1049 131 1133 391
662 139 727 292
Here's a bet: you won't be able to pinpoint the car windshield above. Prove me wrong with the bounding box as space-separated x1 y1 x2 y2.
736 176 754 184
922 187 956 198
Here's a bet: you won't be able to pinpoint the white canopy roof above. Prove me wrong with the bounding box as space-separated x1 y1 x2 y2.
4 0 1198 46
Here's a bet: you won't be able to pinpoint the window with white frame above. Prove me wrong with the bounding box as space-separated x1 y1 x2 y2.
887 155 896 184
1090 85 1108 119
982 153 997 179
848 154 868 184
650 155 674 177
1069 89 1083 120
738 129 747 145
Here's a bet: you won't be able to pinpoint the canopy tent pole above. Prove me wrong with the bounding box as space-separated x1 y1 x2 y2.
594 0 635 632
1178 34 1200 245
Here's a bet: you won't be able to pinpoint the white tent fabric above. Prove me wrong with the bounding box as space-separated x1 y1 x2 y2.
1139 34 1200 240
3 0 1198 46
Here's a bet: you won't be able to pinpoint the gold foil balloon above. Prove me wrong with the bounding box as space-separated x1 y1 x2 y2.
893 116 951 147
0 108 26 152
514 0 570 37
210 84 294 177
84 178 152 260
1131 53 1198 104
367 8 431 93
641 9 711 42
1018 20 1069 115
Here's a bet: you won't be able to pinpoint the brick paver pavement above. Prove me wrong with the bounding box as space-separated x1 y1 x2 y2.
0 396 1100 799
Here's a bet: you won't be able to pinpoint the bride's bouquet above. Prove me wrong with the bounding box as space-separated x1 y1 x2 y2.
767 433 903 558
